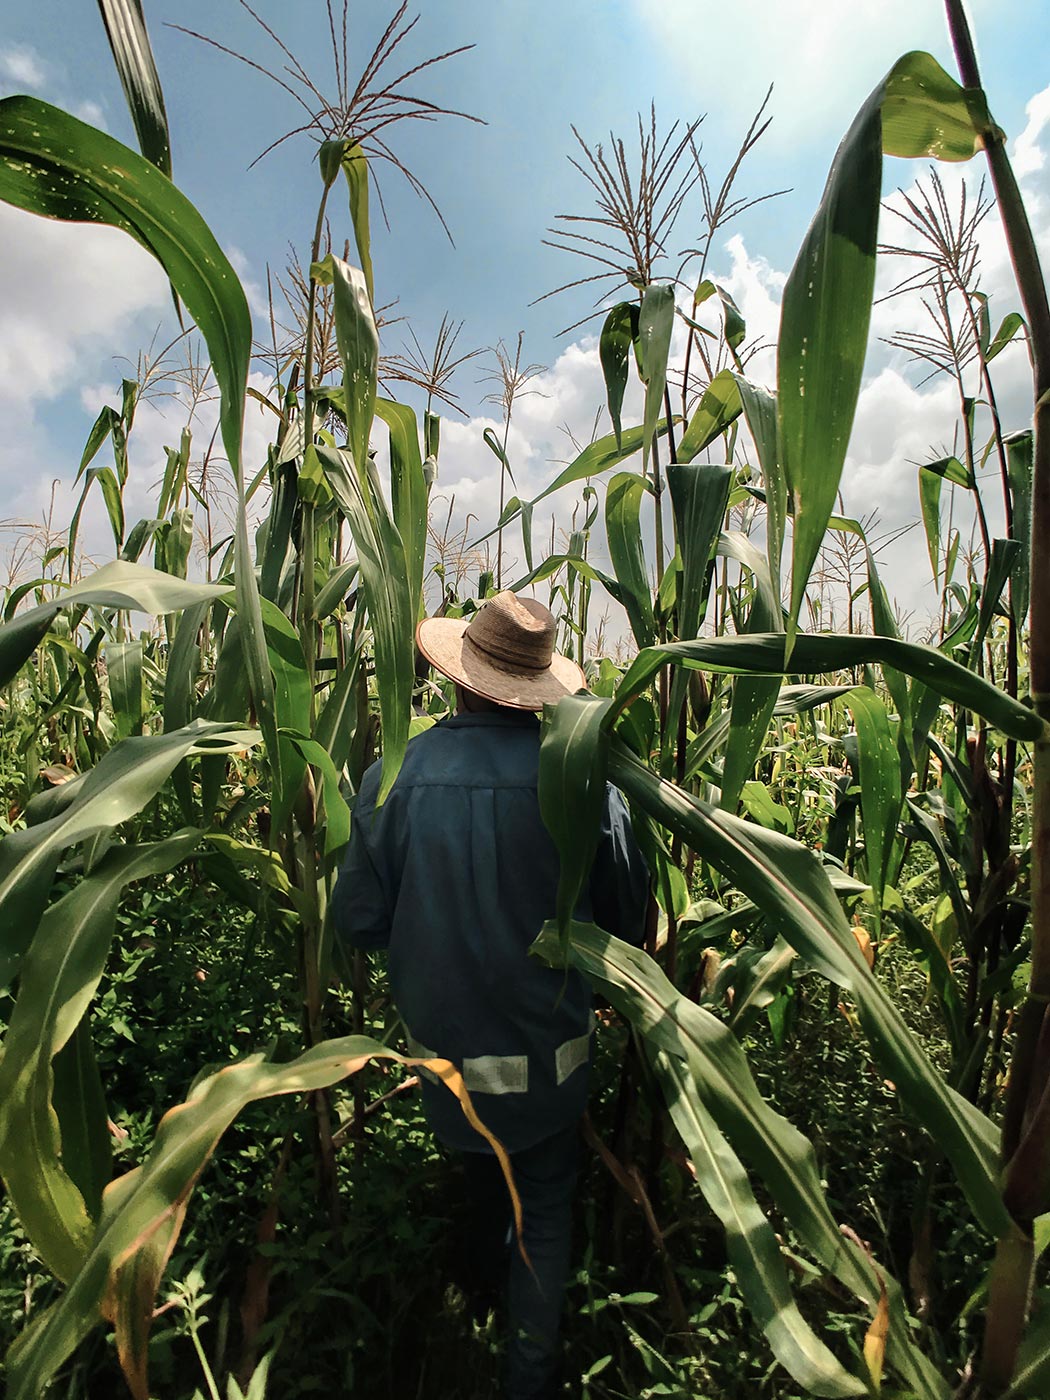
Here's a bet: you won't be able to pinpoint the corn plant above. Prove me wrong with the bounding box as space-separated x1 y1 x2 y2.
523 19 1050 1399
1 2 1049 1398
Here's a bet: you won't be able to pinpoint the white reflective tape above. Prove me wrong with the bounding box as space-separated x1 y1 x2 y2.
463 1054 529 1096
555 1028 593 1086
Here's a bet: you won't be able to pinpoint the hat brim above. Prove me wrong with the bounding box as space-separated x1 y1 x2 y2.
416 616 587 711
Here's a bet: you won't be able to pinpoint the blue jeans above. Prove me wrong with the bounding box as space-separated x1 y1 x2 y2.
461 1124 579 1400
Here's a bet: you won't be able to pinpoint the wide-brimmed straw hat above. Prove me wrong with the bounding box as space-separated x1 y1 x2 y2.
416 591 586 711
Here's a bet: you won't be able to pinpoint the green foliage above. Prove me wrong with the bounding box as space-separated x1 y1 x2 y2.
0 8 1046 1399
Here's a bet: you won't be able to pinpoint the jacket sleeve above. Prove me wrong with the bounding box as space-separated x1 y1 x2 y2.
331 798 392 957
589 784 650 946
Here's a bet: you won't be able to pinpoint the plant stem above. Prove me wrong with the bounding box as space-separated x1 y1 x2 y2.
945 1 1050 1388
298 184 334 712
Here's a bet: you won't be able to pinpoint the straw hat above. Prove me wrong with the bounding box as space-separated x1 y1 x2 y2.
416 592 586 711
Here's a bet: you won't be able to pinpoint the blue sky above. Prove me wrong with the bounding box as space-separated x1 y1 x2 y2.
1 1 1049 626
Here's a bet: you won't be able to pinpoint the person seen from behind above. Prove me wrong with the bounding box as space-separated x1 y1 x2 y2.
333 591 649 1400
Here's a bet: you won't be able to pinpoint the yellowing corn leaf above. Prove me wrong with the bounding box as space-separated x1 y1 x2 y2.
863 1277 890 1390
7 1038 515 1400
852 924 876 969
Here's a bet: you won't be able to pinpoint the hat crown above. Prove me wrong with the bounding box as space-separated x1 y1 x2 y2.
464 592 554 674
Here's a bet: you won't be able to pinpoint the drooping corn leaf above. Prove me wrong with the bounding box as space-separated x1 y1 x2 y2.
0 560 226 692
508 553 637 620
695 280 746 356
0 721 257 986
97 0 171 178
606 745 1005 1236
599 301 639 450
533 420 674 507
538 691 1005 1237
613 633 1042 743
6 1039 513 1400
653 1051 866 1397
0 832 201 1282
320 139 374 305
605 472 656 649
331 257 378 482
531 920 947 1399
470 421 675 550
727 938 797 1037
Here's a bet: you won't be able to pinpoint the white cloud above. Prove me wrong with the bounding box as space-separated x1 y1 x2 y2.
0 44 48 91
632 0 1000 147
1013 84 1050 178
0 205 168 405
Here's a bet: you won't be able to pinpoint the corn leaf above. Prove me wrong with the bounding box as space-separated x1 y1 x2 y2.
105 640 143 739
537 693 613 944
0 560 226 692
613 633 1042 743
677 368 743 464
638 284 675 474
605 472 656 649
531 919 947 1398
96 0 171 178
780 53 986 645
668 463 732 644
865 548 915 761
51 1021 110 1222
716 531 783 814
6 1038 513 1400
653 1050 865 1396
1006 430 1033 625
0 94 277 801
607 744 1006 1236
375 398 428 613
331 257 378 481
735 376 783 584
599 301 639 450
0 721 257 986
0 832 201 1281
846 687 901 928
315 446 413 803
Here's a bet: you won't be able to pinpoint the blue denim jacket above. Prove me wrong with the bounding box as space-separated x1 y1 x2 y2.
332 711 649 1152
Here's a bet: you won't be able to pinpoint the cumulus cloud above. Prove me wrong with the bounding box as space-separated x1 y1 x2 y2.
1012 85 1050 179
0 44 48 91
0 206 168 406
